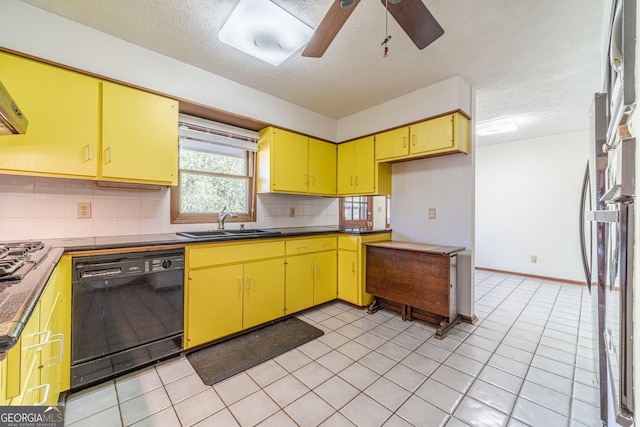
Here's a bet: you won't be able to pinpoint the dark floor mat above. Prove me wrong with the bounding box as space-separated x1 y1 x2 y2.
187 317 324 386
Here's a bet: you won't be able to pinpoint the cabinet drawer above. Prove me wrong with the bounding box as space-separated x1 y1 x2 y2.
338 236 359 251
188 240 284 268
286 237 337 255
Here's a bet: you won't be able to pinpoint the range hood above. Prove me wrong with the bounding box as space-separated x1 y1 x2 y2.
0 80 28 135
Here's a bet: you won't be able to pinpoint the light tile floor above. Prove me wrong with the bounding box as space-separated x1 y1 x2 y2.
64 271 601 427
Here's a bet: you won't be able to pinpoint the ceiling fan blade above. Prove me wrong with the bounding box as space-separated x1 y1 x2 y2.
382 0 444 50
302 0 361 58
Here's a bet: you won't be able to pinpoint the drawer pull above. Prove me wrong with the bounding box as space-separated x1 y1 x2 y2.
402 137 407 148
86 144 92 161
246 275 251 290
45 334 64 367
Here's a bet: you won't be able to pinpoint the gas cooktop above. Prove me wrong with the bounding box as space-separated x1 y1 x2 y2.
0 241 50 283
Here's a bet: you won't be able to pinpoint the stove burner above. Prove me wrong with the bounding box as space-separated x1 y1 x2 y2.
0 241 48 283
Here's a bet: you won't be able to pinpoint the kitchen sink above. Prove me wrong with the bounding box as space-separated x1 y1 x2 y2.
176 231 228 239
222 229 281 236
176 229 281 239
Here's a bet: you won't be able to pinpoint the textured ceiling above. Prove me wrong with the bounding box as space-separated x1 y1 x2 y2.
18 0 606 145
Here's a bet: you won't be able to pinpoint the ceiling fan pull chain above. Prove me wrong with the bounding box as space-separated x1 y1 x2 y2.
382 0 391 57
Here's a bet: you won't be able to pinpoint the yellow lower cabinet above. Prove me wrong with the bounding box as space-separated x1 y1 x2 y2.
337 233 391 307
186 265 244 349
337 249 359 305
285 254 315 314
243 259 286 329
313 250 337 305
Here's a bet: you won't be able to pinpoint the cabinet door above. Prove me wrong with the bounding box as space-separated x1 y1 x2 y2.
337 250 358 305
244 258 285 329
285 254 314 314
101 82 178 185
353 137 375 193
375 127 409 161
410 115 454 154
0 53 99 178
272 129 308 193
337 141 355 195
314 251 337 304
308 138 336 195
186 265 243 348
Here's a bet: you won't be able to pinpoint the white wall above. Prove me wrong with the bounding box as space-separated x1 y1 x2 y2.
391 153 473 249
475 130 589 282
0 175 338 240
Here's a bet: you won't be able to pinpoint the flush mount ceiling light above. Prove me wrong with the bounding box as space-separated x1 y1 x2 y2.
218 0 313 66
476 117 518 136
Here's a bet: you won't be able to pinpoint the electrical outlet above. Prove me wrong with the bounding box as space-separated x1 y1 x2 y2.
530 255 538 264
289 207 296 217
377 206 382 213
77 202 92 219
428 208 437 220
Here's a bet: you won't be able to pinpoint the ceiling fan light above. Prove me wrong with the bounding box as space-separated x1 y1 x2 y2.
340 0 356 9
219 0 313 66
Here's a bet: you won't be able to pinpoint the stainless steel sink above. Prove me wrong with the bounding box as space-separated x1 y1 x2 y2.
222 229 281 236
177 229 281 239
176 231 227 239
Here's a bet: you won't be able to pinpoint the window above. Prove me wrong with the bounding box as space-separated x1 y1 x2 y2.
170 116 258 224
339 196 373 229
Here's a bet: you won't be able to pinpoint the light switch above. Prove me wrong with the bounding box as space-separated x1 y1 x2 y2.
428 208 436 220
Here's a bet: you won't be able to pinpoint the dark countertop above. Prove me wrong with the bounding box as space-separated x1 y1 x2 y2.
0 226 391 353
45 226 391 252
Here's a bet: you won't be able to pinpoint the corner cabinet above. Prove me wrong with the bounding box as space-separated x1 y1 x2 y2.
184 240 286 349
1 256 71 406
337 137 391 196
337 232 391 306
257 127 336 196
375 112 470 162
0 52 178 186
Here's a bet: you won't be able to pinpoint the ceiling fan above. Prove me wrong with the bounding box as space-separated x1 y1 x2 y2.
302 0 444 58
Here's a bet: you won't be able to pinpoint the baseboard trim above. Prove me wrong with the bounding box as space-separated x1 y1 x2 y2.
475 267 586 286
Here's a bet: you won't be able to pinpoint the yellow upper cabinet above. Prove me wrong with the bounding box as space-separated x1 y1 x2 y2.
101 82 178 185
337 137 391 196
409 112 469 157
0 52 100 178
0 53 179 185
308 137 336 195
257 127 336 196
374 127 409 161
375 113 470 162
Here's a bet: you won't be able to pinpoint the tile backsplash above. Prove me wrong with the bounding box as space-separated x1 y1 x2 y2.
0 175 339 240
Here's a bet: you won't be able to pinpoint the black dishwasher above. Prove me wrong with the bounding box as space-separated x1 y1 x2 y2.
71 249 184 389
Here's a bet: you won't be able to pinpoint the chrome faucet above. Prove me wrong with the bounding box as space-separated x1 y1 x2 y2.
219 206 237 230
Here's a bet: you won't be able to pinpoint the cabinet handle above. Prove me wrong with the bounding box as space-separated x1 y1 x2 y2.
355 176 358 186
45 334 64 367
311 175 316 186
25 330 51 350
237 278 242 292
86 144 92 161
309 264 314 276
304 174 308 185
246 275 251 290
297 246 307 253
412 135 416 146
28 384 50 406
352 262 356 272
105 147 113 164
350 176 353 186
315 263 320 276
402 137 407 148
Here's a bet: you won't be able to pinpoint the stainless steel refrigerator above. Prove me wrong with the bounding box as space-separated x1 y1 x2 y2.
580 0 636 425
